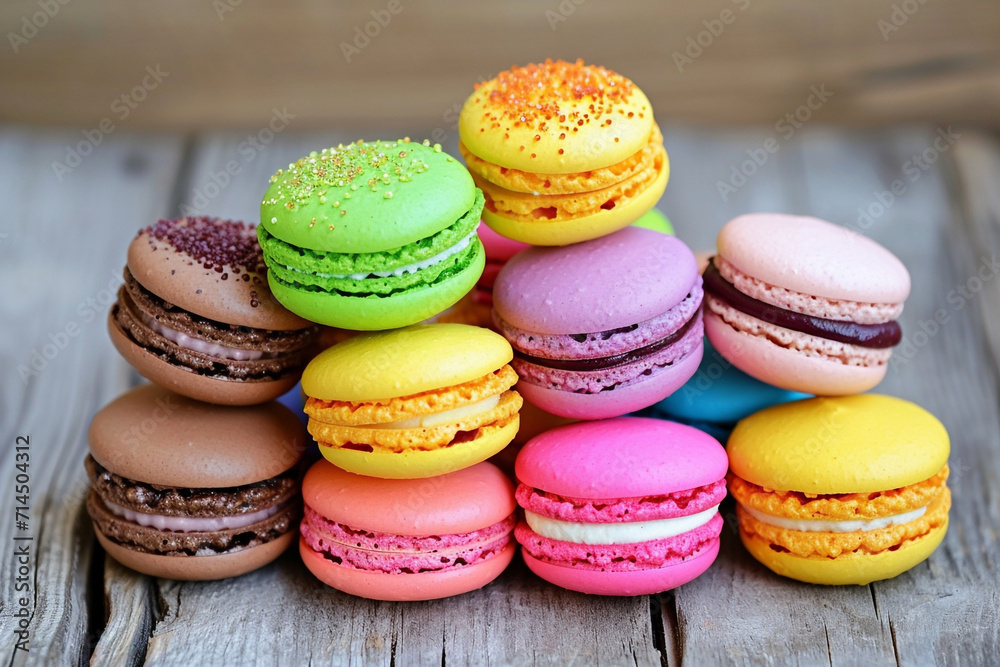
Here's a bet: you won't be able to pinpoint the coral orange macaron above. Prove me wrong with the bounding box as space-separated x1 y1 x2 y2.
459 59 669 245
299 459 516 601
728 394 951 585
303 324 523 479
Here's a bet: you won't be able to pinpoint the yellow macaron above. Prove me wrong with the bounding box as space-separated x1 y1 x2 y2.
459 59 668 246
303 324 522 479
727 394 950 585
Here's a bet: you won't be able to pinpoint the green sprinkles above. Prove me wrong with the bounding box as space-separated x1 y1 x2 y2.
263 139 442 215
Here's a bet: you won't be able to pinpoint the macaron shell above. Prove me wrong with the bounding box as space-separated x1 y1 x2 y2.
740 520 947 585
516 416 727 499
727 394 950 494
261 141 477 254
300 536 514 601
494 225 694 335
303 459 514 536
704 309 888 396
516 343 703 420
317 417 519 480
88 382 306 487
632 208 674 235
717 214 911 304
459 63 654 174
652 339 810 424
267 243 485 331
97 529 294 581
302 323 512 401
128 229 308 331
108 312 301 406
478 223 529 261
521 538 719 595
481 157 668 246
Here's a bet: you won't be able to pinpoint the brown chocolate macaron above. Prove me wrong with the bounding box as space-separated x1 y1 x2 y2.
86 383 307 580
109 217 319 406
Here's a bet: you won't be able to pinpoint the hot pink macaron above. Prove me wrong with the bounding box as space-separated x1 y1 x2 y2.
493 226 704 420
514 417 727 595
299 459 516 601
475 224 530 308
703 214 910 395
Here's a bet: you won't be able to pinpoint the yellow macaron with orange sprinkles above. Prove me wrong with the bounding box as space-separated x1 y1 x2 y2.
728 394 951 585
302 324 522 479
459 59 669 245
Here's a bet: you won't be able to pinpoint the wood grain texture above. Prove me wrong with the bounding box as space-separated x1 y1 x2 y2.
0 1 998 129
91 558 154 667
0 127 185 665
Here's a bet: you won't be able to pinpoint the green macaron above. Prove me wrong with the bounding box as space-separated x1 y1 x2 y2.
258 139 486 330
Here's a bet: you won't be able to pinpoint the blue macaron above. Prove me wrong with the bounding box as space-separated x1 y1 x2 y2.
639 339 809 442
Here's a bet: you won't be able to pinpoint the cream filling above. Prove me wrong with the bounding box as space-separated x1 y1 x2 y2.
140 312 269 361
741 504 927 533
524 505 720 545
320 230 477 280
368 395 501 429
104 499 282 532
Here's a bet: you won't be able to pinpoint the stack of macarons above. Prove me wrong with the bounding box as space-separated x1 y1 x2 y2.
91 216 318 580
88 58 948 602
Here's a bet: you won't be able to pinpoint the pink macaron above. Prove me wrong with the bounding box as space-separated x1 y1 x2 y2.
475 224 530 307
703 214 910 395
514 417 727 595
299 459 516 601
493 226 704 420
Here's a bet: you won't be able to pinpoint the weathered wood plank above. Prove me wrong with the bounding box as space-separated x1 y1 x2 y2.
866 130 1000 666
0 126 185 666
91 558 154 667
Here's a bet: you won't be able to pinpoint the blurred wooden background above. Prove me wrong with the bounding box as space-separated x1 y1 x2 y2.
1 0 998 130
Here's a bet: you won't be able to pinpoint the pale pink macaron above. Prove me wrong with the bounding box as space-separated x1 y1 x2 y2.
493 226 704 420
299 459 516 601
704 214 910 395
514 417 728 596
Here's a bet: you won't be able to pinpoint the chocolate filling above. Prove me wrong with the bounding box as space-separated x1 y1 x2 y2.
86 455 300 517
514 316 697 372
703 262 901 348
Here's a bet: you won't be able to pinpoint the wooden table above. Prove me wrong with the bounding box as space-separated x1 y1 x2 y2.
1 123 998 666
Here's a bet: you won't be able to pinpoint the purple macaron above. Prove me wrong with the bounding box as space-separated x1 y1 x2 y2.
492 226 704 419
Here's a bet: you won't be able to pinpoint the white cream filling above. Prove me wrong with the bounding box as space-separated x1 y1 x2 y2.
740 504 927 533
315 230 477 280
140 312 267 361
104 499 282 532
524 505 720 545
368 395 501 429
